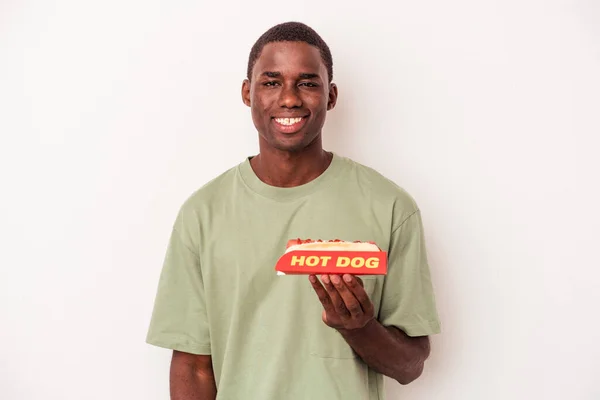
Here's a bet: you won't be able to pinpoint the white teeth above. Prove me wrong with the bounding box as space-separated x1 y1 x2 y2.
275 117 303 126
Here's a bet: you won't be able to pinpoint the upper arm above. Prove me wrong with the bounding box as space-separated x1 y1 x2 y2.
379 209 441 337
171 350 214 377
170 351 217 399
388 326 431 359
146 207 211 355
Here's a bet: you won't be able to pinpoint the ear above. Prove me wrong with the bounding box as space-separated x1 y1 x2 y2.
241 79 251 107
327 83 338 111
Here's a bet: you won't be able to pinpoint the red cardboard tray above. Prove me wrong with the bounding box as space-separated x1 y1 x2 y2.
275 239 388 276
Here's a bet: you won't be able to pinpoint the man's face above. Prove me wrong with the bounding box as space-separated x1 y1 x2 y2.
242 41 337 153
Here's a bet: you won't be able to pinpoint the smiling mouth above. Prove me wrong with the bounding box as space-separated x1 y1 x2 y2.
274 117 304 125
272 116 308 133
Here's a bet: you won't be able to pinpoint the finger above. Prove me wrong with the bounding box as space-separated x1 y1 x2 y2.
342 274 374 315
332 274 364 318
320 274 350 320
328 274 362 319
355 276 364 287
309 275 336 315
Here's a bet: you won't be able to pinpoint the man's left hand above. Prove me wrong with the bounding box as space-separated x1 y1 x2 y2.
309 274 375 331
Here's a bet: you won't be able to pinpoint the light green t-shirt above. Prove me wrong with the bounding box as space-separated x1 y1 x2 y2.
146 153 441 400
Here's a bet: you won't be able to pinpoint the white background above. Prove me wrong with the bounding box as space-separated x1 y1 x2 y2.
1 0 599 399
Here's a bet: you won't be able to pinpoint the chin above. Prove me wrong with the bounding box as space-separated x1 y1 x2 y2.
272 141 307 153
266 133 304 151
259 129 320 153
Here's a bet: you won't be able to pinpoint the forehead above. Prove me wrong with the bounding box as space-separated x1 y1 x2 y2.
253 41 327 79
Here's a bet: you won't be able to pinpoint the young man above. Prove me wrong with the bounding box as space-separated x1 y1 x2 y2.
146 22 441 400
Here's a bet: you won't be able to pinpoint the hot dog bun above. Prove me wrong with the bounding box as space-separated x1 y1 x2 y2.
285 239 379 253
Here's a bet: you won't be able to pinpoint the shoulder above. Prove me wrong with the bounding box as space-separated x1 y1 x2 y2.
339 155 419 209
338 154 421 227
174 162 240 224
186 165 238 205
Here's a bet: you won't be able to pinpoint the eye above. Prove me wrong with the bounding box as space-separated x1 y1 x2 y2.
299 82 318 87
263 81 280 87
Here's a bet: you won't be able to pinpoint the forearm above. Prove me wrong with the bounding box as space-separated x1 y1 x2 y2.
338 320 430 384
170 353 217 400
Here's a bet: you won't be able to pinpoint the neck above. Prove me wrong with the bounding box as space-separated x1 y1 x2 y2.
250 137 333 188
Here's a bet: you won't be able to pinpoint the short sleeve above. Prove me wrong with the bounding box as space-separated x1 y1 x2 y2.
378 210 441 337
146 211 211 355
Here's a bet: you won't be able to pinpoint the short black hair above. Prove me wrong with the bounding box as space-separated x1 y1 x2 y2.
247 22 333 83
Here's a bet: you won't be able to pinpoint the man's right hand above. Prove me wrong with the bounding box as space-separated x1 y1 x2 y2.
170 351 216 400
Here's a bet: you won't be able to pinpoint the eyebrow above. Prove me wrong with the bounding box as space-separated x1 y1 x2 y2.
299 73 319 79
261 71 321 80
262 71 281 78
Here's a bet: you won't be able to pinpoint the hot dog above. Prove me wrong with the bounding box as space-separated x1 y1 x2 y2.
275 238 387 276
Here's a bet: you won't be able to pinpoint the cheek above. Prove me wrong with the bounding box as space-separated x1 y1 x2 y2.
310 97 328 119
307 92 329 111
251 93 273 116
249 98 265 119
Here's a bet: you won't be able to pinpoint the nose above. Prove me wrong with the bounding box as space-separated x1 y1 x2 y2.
278 84 302 108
